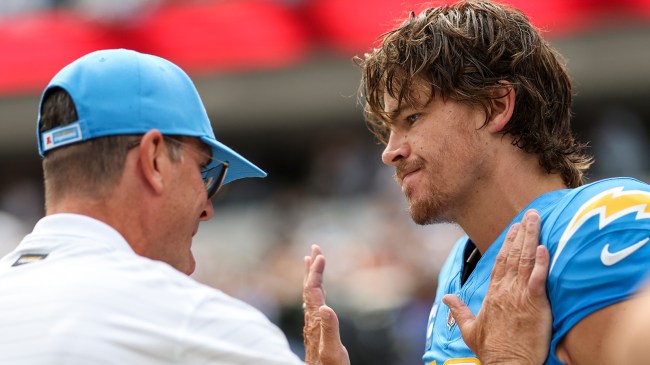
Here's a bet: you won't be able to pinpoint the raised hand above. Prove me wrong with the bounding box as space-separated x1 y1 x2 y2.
302 245 350 365
442 210 551 365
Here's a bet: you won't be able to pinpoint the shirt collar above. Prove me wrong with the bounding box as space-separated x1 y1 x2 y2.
29 213 135 254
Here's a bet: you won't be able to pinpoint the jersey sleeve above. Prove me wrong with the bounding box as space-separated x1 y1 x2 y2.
545 179 650 359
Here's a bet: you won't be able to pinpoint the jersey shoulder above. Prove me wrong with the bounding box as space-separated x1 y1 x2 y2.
542 178 650 363
544 177 650 268
555 177 650 218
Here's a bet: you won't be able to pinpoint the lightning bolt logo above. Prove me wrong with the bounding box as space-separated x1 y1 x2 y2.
550 186 650 272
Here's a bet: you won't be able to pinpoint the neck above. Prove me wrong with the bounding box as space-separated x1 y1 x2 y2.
47 193 129 235
45 185 151 254
455 149 567 254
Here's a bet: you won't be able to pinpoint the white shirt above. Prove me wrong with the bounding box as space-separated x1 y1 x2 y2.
0 214 304 365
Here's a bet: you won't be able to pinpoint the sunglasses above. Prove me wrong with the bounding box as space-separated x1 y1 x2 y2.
128 136 229 199
201 161 229 199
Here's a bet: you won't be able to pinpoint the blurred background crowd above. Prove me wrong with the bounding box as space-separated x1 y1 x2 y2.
1 0 650 363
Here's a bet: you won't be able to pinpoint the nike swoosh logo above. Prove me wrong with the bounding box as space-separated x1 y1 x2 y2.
601 238 649 266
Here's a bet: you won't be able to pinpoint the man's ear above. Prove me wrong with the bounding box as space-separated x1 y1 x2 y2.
137 129 168 196
486 82 515 133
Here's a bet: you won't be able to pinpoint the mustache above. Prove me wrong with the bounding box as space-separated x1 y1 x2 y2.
394 159 425 182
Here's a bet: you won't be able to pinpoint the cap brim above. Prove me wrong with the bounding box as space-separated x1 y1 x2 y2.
200 136 267 185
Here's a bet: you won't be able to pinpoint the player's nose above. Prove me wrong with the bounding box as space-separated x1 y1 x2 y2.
382 131 410 166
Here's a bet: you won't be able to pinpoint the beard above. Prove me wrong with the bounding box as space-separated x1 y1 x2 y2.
397 159 454 225
406 184 453 225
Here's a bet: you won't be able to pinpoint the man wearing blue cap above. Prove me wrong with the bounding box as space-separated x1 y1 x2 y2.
0 49 303 364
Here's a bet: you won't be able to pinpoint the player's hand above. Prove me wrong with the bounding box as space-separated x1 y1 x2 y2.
442 209 551 365
303 245 350 365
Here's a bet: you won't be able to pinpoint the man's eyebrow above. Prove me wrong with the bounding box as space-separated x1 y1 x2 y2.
387 107 401 119
387 105 416 120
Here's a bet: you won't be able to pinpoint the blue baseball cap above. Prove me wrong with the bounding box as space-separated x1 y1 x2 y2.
37 48 266 185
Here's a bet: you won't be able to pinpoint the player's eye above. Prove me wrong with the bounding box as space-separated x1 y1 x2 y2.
406 113 420 124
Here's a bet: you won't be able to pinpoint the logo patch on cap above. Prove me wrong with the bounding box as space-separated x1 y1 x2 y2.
42 122 83 152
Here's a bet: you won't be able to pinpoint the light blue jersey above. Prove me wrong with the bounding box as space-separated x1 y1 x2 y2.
423 177 650 365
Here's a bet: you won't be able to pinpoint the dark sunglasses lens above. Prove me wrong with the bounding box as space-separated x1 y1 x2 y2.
202 164 227 198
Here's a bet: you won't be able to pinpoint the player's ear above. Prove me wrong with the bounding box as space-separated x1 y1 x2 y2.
486 82 515 133
137 130 168 196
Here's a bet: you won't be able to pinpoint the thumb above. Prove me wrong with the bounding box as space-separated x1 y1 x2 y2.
319 305 350 365
442 294 476 331
319 305 342 347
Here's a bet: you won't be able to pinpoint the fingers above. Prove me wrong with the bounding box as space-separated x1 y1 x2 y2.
454 210 551 365
518 210 541 277
499 210 541 283
492 222 520 280
304 245 350 365
303 245 326 308
505 212 527 272
442 294 479 351
308 245 324 286
303 256 312 288
303 244 323 287
303 245 327 364
305 255 326 291
442 294 476 334
528 245 549 297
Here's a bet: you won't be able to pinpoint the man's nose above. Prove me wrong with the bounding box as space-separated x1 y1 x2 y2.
200 198 214 221
381 132 409 166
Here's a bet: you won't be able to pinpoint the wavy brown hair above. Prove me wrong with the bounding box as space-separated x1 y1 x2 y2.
356 0 592 187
